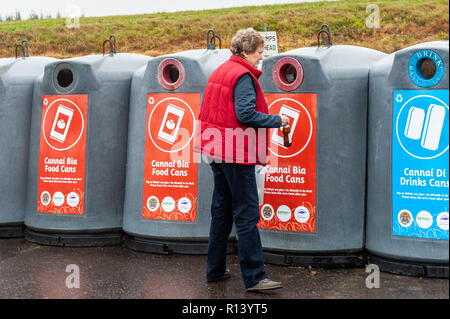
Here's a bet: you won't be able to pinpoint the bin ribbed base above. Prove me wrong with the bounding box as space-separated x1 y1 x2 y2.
368 254 448 278
263 250 366 268
0 223 24 238
24 228 122 247
124 234 237 255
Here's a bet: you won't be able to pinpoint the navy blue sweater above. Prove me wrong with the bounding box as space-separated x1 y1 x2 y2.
233 74 282 128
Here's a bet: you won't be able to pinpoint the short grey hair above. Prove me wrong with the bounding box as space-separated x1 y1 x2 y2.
230 28 264 57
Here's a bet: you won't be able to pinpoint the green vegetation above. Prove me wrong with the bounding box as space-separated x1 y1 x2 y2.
0 0 448 58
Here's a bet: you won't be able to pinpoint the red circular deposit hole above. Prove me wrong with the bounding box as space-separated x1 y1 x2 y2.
157 58 185 91
273 57 304 91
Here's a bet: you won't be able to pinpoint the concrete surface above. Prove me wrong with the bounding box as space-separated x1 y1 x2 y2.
0 238 448 299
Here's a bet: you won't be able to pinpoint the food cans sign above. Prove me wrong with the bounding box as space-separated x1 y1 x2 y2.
143 93 200 221
37 95 88 215
258 93 317 232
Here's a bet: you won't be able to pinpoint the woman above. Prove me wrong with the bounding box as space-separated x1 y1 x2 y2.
194 28 288 291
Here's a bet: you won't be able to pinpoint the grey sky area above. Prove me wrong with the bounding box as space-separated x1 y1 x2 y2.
0 0 334 19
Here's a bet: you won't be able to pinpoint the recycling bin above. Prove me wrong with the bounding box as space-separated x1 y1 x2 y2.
366 41 449 277
257 32 386 267
0 42 57 237
24 38 151 246
123 31 236 254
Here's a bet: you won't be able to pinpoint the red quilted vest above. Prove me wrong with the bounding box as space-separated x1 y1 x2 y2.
194 55 269 165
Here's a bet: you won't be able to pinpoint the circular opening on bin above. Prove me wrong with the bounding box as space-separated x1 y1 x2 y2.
158 58 185 91
53 63 77 93
166 65 180 83
408 50 444 88
281 64 297 84
418 58 436 79
57 68 73 88
273 57 304 92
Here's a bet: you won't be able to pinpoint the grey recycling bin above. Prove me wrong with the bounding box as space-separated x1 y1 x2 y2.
258 29 386 267
123 31 236 254
0 42 57 237
24 37 151 246
366 41 449 278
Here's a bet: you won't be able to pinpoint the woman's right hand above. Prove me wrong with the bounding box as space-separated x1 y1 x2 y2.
280 115 290 127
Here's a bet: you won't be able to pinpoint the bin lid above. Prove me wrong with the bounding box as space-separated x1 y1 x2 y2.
142 49 231 92
43 53 151 94
60 53 151 74
273 44 386 69
165 49 232 77
263 45 386 91
371 40 448 89
0 56 58 80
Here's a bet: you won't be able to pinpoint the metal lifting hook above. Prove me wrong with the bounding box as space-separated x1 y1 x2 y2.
206 30 216 50
211 35 222 50
206 30 222 50
21 40 30 57
109 35 117 54
102 35 117 56
319 24 332 46
102 39 113 56
317 29 332 47
15 44 25 59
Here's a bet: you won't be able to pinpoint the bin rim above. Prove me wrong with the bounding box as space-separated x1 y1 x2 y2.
157 57 186 91
272 56 304 92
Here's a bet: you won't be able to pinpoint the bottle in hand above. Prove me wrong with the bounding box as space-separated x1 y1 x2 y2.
283 125 292 147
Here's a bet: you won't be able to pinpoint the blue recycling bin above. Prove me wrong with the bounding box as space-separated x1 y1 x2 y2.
366 41 449 278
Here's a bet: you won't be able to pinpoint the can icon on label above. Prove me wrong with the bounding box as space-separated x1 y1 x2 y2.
157 104 185 145
404 106 424 140
403 103 446 152
50 105 74 143
421 104 445 151
271 104 300 149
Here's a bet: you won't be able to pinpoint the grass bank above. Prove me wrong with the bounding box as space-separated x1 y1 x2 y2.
0 0 448 58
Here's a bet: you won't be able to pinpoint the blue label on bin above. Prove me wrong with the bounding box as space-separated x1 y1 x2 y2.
392 90 449 240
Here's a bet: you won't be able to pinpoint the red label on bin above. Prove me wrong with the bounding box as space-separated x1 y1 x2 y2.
258 94 317 232
143 93 200 221
37 95 88 215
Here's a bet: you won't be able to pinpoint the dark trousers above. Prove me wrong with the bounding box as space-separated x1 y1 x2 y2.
207 162 267 288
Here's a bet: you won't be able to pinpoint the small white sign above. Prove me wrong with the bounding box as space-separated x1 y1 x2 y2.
259 31 278 57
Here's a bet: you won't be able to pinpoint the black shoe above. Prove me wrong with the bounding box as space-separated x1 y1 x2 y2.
207 269 231 282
